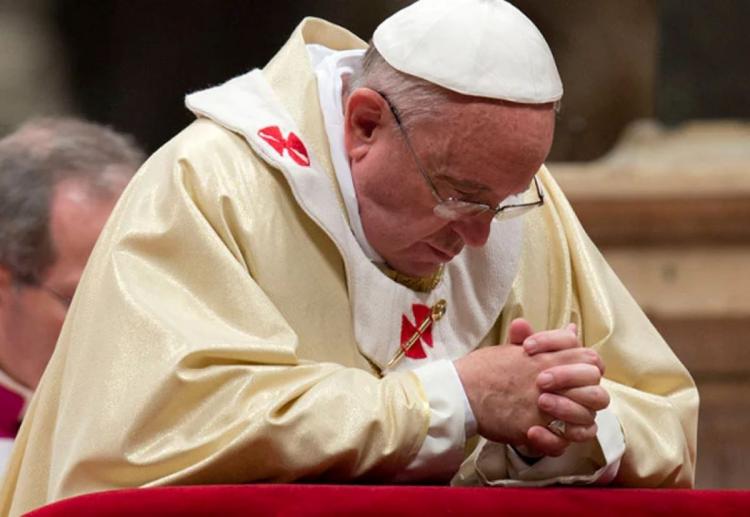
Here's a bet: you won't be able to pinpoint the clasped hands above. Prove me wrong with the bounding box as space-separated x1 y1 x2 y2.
454 318 609 457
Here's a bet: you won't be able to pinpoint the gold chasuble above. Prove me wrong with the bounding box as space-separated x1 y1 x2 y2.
0 18 697 515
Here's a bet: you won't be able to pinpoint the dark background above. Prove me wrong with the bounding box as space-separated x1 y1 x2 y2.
55 0 750 160
44 0 750 159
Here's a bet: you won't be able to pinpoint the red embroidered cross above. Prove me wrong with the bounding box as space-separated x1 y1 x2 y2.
400 304 434 359
257 126 311 167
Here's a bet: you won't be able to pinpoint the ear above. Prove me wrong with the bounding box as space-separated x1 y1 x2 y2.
343 88 390 163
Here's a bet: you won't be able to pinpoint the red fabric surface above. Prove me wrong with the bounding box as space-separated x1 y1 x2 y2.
0 383 23 439
24 485 750 517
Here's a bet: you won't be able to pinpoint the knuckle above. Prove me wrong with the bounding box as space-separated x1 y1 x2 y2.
577 409 596 426
557 368 576 384
533 331 551 345
583 348 600 362
575 349 600 369
567 426 585 441
538 393 555 411
564 403 589 423
595 389 611 409
548 442 570 456
568 424 597 442
583 363 602 380
535 353 556 370
537 329 577 351
560 332 579 349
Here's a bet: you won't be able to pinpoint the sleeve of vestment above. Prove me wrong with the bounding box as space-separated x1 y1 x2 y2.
3 121 431 504
396 360 474 481
452 167 698 488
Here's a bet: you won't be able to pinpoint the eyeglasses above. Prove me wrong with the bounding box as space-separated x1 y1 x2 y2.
377 91 545 222
14 276 74 308
36 284 73 308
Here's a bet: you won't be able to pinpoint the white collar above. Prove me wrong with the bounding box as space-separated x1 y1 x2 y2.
307 44 383 262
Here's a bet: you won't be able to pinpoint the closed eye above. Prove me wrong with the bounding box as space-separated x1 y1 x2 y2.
444 185 487 203
454 187 482 198
436 179 489 202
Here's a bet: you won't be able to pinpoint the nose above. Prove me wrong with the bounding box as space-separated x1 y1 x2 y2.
450 216 493 248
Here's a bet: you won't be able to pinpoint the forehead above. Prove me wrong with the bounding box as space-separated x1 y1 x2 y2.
45 178 121 284
422 99 555 189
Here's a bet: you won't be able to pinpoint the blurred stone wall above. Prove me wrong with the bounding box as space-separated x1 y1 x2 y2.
552 120 750 488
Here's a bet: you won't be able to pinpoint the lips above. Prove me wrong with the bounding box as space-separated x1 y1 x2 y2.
427 244 456 262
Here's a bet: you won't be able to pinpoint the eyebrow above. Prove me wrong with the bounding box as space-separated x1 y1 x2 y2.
433 173 490 192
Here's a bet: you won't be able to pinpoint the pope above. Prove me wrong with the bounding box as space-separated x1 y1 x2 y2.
0 1 697 513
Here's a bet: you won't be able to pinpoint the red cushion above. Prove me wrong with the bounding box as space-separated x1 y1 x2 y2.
24 484 750 517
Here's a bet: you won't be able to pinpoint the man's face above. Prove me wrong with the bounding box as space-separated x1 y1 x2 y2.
0 177 125 388
345 89 555 277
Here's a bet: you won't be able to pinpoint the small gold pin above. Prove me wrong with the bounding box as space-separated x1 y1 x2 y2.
386 299 447 369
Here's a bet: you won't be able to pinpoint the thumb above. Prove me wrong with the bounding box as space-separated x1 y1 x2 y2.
507 318 534 345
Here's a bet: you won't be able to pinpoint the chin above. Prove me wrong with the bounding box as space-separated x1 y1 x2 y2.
390 259 442 278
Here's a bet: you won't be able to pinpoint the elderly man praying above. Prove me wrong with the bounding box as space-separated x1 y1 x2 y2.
1 1 696 513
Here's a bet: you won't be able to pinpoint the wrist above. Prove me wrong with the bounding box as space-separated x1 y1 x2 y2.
452 357 478 418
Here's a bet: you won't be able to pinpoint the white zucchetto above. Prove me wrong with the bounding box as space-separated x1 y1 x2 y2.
373 0 563 103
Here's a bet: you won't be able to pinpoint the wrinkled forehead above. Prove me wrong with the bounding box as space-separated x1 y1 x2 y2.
422 99 556 187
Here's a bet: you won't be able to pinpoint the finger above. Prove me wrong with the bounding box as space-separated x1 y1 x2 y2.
523 327 579 355
538 393 596 425
558 386 610 412
538 348 605 375
507 318 534 346
563 423 599 443
526 426 570 457
566 323 578 336
537 363 602 391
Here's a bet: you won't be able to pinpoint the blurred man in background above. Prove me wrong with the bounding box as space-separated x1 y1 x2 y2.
0 118 143 471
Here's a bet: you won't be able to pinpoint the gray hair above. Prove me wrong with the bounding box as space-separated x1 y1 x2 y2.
348 45 455 130
0 117 144 282
348 45 562 127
